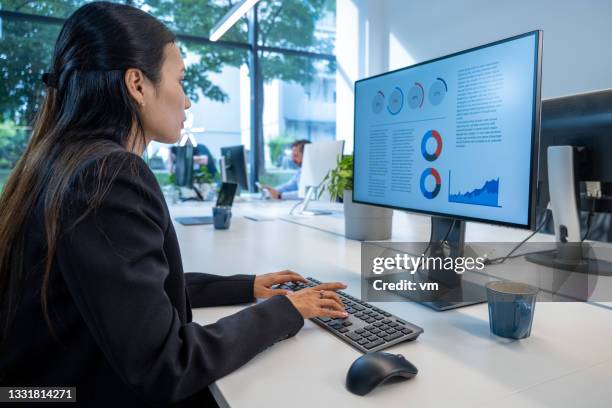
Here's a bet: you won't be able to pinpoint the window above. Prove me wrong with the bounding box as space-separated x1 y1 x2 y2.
1 0 123 18
133 0 248 43
0 14 61 190
259 55 336 188
0 0 337 193
147 43 248 187
258 0 335 54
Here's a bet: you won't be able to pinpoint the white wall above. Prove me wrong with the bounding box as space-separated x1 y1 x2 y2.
336 0 612 151
385 0 612 99
336 0 387 153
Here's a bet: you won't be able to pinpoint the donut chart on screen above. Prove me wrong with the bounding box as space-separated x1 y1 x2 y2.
372 91 385 114
387 87 404 115
429 77 447 106
419 167 442 199
421 130 443 161
407 82 425 109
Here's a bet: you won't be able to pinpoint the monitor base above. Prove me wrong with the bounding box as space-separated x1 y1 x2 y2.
525 248 612 276
300 210 332 216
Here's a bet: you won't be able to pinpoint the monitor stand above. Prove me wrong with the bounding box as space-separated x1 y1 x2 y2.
299 186 332 216
525 146 612 277
391 216 488 311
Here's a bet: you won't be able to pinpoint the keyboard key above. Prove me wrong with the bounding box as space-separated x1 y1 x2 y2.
365 317 376 323
376 332 387 338
338 327 349 333
364 339 385 350
382 319 392 324
373 322 383 327
384 332 403 342
385 328 396 334
352 305 366 311
345 308 355 314
401 328 413 335
318 317 331 322
342 321 353 327
367 335 378 341
357 338 369 345
389 322 399 328
396 319 407 325
346 332 362 342
370 329 382 335
355 312 364 318
373 315 384 321
364 304 373 308
364 325 375 331
383 312 392 317
355 329 366 334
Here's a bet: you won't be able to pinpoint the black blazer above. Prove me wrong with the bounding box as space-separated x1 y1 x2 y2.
0 150 304 406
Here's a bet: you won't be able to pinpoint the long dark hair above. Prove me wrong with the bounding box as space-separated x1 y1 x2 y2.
0 2 176 339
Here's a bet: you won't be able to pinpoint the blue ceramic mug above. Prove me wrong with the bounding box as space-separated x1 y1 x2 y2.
485 281 538 339
212 206 232 230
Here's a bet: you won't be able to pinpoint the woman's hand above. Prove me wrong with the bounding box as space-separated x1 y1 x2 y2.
286 282 348 320
253 270 308 299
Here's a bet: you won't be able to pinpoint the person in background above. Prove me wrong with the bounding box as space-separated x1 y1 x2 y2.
262 139 311 200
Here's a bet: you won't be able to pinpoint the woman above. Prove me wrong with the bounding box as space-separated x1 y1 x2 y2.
0 2 348 406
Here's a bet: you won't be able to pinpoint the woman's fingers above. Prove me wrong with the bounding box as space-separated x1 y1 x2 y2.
268 271 308 285
318 298 344 312
265 288 290 296
277 271 308 283
317 306 349 319
312 282 347 291
320 290 344 307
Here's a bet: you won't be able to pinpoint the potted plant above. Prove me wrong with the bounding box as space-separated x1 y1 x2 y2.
321 155 393 241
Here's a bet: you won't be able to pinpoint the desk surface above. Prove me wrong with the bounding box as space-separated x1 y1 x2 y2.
169 199 612 408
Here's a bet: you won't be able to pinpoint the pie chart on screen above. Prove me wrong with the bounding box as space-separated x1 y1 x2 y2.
408 82 425 109
419 167 442 199
372 91 385 114
429 77 447 106
421 130 443 162
387 87 404 115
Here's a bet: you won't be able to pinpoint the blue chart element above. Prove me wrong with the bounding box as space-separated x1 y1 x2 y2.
448 171 500 207
387 87 404 115
421 130 442 161
420 168 442 199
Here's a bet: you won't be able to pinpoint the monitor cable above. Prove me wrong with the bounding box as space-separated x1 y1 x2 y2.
484 205 551 265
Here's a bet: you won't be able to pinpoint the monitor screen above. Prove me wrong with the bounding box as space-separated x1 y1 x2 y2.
353 31 542 228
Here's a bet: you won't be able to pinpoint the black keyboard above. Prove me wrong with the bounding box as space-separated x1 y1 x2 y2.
275 277 424 353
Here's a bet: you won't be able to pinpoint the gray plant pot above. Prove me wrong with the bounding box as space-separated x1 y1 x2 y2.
343 189 393 241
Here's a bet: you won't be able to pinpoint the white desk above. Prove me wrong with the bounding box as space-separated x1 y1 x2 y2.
169 199 612 408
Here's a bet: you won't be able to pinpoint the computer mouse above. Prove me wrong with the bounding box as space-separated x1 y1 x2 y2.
346 352 418 396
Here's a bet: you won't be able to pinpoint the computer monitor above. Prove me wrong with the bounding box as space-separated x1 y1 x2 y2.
174 144 194 188
353 31 543 310
527 89 612 275
220 145 249 192
537 89 612 220
299 140 345 199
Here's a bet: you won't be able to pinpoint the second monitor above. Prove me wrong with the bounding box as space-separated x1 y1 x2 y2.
220 145 249 192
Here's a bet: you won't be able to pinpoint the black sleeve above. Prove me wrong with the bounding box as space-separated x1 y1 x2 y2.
184 273 256 308
57 153 304 406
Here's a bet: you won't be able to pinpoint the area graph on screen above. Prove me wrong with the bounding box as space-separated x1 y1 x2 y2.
448 171 501 208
